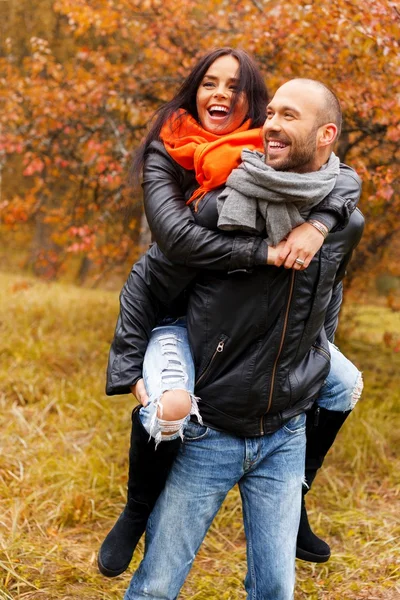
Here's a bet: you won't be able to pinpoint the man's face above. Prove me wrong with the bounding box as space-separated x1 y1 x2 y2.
262 81 324 173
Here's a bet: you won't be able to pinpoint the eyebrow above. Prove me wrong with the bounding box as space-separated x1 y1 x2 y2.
267 104 301 117
203 75 239 83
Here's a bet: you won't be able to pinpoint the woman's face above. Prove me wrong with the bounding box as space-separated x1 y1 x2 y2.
196 55 249 135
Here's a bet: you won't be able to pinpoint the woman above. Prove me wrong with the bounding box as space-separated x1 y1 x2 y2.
98 48 362 578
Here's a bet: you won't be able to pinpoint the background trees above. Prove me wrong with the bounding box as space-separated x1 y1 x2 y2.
0 6 399 596
1 0 399 285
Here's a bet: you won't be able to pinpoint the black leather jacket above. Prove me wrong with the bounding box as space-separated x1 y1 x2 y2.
106 143 364 437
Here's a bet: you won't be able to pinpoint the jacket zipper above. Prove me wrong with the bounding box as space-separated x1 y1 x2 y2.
195 338 226 386
260 271 296 435
313 344 330 360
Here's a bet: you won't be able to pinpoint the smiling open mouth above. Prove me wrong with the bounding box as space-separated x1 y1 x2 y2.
268 140 289 151
208 105 229 118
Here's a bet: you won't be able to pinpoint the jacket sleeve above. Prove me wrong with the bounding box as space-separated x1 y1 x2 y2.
324 282 343 342
324 251 352 341
309 164 362 232
143 142 268 270
106 244 197 396
323 208 365 341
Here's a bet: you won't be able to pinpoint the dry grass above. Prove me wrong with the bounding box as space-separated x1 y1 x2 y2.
0 271 399 600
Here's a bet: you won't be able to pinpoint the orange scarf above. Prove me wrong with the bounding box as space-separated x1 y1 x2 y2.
160 109 263 208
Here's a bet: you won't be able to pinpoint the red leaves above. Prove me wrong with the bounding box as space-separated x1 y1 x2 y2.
23 158 45 177
0 139 23 155
67 225 96 253
377 185 394 202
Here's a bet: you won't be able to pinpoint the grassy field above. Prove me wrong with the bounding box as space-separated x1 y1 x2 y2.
0 271 399 600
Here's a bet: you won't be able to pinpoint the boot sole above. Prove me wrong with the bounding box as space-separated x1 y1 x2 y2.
296 547 331 563
97 552 131 578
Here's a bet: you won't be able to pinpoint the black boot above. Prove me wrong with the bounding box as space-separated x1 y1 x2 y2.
296 406 352 563
98 407 182 577
296 493 331 563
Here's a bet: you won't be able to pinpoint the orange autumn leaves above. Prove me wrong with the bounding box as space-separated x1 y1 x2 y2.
0 0 399 281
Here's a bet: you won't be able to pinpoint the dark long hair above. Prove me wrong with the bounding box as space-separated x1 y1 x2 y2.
131 47 269 180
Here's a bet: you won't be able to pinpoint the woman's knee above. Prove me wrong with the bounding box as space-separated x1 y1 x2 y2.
318 368 363 412
349 370 363 409
158 389 192 421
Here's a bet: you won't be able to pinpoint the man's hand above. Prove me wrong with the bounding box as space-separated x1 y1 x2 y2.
130 378 149 407
273 222 327 270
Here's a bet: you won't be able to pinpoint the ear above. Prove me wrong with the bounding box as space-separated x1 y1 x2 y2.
317 123 338 148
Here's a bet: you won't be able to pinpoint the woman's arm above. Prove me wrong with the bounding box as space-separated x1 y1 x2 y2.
106 244 196 396
143 142 268 272
143 142 362 271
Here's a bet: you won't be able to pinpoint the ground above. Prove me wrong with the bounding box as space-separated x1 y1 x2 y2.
0 272 399 599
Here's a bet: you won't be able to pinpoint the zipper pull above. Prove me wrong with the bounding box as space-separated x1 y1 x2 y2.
217 341 225 352
314 406 320 427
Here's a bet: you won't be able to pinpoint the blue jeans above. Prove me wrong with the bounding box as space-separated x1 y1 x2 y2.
124 415 307 600
139 320 200 445
317 343 363 412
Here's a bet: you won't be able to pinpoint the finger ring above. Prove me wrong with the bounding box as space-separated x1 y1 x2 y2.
295 258 305 266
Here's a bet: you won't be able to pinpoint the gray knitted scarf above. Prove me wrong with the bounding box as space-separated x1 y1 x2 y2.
217 149 340 246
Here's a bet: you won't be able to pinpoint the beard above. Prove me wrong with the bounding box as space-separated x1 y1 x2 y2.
264 127 319 172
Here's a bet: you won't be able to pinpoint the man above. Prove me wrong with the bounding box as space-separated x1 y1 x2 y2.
108 79 364 599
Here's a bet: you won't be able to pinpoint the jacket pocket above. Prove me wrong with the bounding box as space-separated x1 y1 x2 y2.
195 334 228 387
287 343 331 406
312 342 330 362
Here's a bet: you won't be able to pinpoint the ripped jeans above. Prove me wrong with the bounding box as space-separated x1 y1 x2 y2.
317 342 363 412
139 319 201 446
139 320 363 443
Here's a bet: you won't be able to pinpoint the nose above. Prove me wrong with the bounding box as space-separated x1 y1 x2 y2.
213 84 228 98
263 113 281 134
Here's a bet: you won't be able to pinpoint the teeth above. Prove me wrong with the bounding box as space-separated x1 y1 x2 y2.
269 141 286 148
209 105 229 114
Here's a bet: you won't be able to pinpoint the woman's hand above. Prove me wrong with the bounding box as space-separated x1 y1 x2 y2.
130 378 149 407
272 222 327 270
267 240 287 265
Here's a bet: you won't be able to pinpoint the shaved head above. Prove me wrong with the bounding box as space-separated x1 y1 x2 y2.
284 78 342 138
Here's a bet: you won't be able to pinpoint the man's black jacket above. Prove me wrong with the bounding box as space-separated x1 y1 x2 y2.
106 143 364 437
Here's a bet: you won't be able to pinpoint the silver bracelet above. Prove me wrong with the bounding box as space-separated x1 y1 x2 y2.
308 220 328 239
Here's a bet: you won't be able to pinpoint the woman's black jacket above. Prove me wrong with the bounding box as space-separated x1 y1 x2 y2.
106 143 364 437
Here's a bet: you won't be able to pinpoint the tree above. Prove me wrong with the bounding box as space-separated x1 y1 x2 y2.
0 0 399 283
